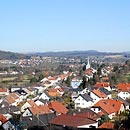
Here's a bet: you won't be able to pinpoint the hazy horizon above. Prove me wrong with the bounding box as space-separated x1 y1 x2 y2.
0 0 130 53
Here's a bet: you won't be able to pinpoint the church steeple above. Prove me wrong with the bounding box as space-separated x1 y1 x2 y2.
86 57 90 69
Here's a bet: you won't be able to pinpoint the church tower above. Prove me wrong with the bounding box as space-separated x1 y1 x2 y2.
86 57 91 69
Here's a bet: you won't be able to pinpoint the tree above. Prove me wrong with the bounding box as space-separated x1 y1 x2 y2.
82 65 86 71
38 74 44 82
79 76 87 89
79 69 83 77
66 76 71 87
97 67 101 77
30 77 37 84
99 114 110 126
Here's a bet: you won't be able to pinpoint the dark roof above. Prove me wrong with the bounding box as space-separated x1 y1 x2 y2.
50 114 97 127
114 96 130 106
80 94 93 102
35 98 49 104
14 89 27 95
99 88 111 95
21 113 56 128
0 100 9 108
0 106 20 114
87 86 97 91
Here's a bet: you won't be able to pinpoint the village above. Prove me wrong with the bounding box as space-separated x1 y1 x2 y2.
0 57 130 130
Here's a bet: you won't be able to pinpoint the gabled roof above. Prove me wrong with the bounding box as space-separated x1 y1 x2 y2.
99 122 114 129
21 113 56 127
0 106 20 114
92 89 107 98
80 94 93 102
84 69 93 76
0 100 9 108
94 82 110 88
48 101 68 114
117 83 130 92
99 88 111 95
50 114 97 127
72 108 100 121
5 93 20 104
27 100 37 108
114 96 130 107
29 105 51 115
93 99 123 115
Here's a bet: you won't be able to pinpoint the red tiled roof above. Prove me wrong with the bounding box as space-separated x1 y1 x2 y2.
0 114 7 123
93 99 123 115
84 68 93 75
50 114 97 127
99 122 114 129
27 100 37 108
117 83 130 92
48 101 68 114
93 89 107 98
73 112 100 121
95 82 110 88
29 105 51 115
5 93 19 104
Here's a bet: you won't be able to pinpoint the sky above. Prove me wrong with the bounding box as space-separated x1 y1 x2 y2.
0 0 130 53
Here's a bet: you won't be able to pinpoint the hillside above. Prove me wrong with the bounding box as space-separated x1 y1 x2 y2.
30 50 123 57
0 50 29 60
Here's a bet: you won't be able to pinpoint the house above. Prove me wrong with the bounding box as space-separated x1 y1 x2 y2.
101 66 113 76
71 88 82 101
34 99 46 106
71 77 82 89
21 100 37 112
91 99 125 119
46 88 62 98
0 106 20 115
22 105 51 117
47 76 59 84
5 93 21 106
21 113 55 129
48 101 68 115
72 108 101 122
2 121 15 130
84 68 94 79
50 114 98 128
114 96 130 110
0 88 9 96
117 83 130 92
74 93 93 109
94 82 111 91
0 100 9 108
99 87 112 99
78 88 106 106
0 114 15 130
23 87 38 96
39 91 50 101
92 89 107 101
118 91 130 100
117 83 130 100
41 76 59 88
